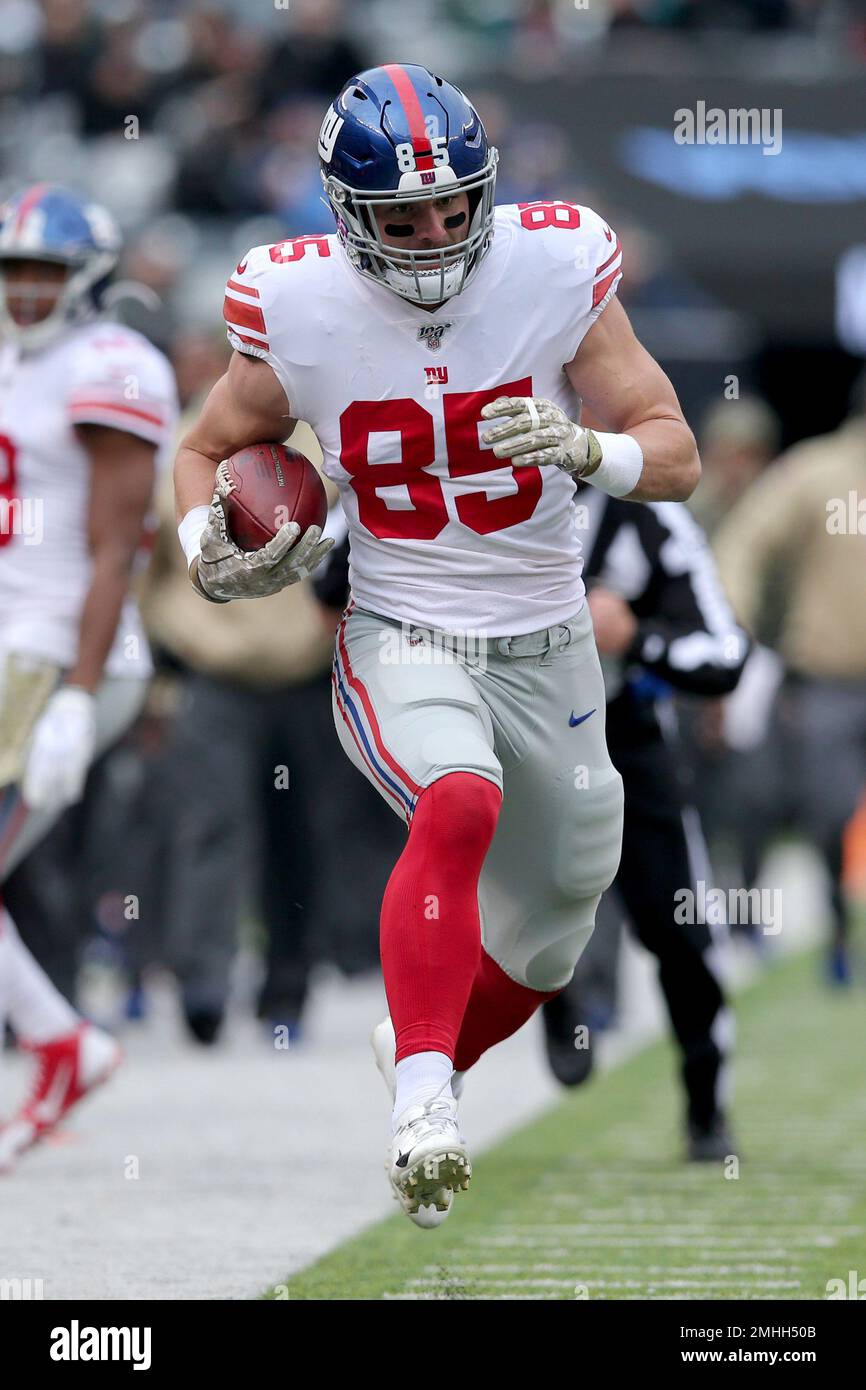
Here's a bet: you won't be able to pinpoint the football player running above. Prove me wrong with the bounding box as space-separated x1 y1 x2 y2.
0 185 178 1169
175 65 700 1226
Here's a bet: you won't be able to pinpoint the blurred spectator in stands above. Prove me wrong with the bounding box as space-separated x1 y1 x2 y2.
258 0 366 113
679 393 783 908
690 395 781 538
608 0 797 29
613 218 722 316
77 15 157 136
713 371 866 983
32 0 96 102
494 117 573 205
112 219 189 350
166 13 271 219
171 326 229 410
258 99 336 233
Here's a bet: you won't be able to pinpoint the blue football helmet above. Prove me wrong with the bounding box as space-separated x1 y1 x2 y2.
0 184 120 350
319 64 498 306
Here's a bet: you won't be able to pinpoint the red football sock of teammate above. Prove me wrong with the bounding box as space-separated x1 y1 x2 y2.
381 772 501 1090
454 949 561 1075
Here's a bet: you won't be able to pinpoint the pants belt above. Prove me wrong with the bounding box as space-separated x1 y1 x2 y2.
406 620 577 659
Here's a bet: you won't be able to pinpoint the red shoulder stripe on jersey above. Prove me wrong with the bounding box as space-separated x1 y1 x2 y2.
595 239 621 277
68 399 165 428
382 64 435 171
223 295 266 335
592 267 621 309
226 277 260 299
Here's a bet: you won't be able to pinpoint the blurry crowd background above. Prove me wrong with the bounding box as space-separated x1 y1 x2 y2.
2 0 865 1046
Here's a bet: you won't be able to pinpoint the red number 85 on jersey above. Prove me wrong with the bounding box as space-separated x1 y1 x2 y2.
340 379 541 540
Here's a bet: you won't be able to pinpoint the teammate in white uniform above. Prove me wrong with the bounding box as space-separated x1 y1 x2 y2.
174 65 700 1225
0 185 178 1170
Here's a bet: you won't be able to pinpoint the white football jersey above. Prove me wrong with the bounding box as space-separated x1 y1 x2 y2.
224 202 622 636
0 320 178 676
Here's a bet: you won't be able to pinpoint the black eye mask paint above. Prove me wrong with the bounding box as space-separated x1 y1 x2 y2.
383 211 468 238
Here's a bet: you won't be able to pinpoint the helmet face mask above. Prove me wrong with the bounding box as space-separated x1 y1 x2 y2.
1 260 69 330
0 187 120 352
319 66 498 307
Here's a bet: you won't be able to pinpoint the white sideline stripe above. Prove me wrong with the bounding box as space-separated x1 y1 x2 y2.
404 1277 802 1290
466 1235 840 1248
546 1172 862 1185
384 1293 554 1300
472 1224 858 1239
544 1184 856 1195
470 1246 792 1261
418 1263 793 1276
543 1217 838 1229
618 1293 796 1302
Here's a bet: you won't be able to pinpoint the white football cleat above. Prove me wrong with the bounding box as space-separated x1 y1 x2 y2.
0 1021 122 1173
389 1097 471 1227
371 1018 471 1227
372 1018 449 1224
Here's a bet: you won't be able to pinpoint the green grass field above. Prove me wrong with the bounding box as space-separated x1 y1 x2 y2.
267 949 866 1300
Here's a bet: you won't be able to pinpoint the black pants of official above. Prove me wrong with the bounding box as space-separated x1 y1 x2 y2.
574 723 730 1130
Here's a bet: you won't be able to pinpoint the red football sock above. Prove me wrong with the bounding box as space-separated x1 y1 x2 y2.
454 949 561 1074
382 772 501 1064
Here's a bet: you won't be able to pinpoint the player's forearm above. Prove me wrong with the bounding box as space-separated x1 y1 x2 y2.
67 546 137 692
617 417 700 503
174 442 220 522
628 619 750 696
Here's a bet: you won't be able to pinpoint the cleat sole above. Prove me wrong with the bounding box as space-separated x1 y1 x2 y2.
397 1149 471 1210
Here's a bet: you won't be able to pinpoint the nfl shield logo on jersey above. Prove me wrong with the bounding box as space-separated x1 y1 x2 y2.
417 323 452 353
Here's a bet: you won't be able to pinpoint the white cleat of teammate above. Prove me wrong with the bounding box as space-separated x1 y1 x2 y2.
371 1017 471 1228
0 1022 122 1173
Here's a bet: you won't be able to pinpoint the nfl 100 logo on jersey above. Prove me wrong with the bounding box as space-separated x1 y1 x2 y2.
417 323 452 353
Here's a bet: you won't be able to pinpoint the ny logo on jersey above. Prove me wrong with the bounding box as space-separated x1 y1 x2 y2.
425 366 448 385
418 323 452 353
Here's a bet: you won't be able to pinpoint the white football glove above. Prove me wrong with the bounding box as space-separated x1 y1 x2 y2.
22 686 96 814
194 461 334 603
480 396 602 479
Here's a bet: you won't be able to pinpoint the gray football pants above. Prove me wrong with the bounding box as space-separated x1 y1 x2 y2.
332 600 624 991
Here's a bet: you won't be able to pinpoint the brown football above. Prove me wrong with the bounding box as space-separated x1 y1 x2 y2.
221 443 328 553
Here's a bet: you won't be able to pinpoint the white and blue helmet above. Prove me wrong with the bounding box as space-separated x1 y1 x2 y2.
0 184 120 350
319 65 498 306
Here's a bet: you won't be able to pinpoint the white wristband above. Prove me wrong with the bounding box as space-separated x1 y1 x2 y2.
177 505 210 570
587 432 644 498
